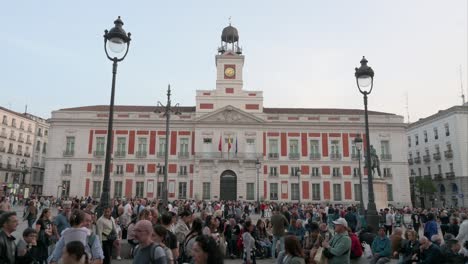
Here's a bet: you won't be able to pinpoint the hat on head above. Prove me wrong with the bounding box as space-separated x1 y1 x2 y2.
332 217 348 227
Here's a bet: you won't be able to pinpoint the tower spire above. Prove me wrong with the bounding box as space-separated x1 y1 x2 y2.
460 65 466 105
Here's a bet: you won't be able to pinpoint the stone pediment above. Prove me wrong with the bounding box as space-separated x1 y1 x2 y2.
197 106 264 123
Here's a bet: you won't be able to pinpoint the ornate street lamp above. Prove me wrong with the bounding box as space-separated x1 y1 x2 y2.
355 56 379 230
297 168 302 204
353 135 365 215
255 159 261 206
98 17 131 217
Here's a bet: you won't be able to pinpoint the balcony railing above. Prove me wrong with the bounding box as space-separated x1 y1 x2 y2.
330 153 342 160
309 153 321 160
61 170 72 176
114 151 126 158
135 151 147 158
135 171 145 176
7 149 14 154
23 152 30 157
177 152 189 159
332 172 342 177
380 154 392 161
289 153 300 160
408 158 413 165
157 151 166 158
446 172 455 179
19 125 24 130
17 137 24 143
433 152 441 161
9 135 16 140
434 173 443 180
92 170 103 176
26 139 32 145
423 155 431 163
311 172 321 177
194 152 263 160
268 153 279 159
93 150 105 157
269 173 278 177
444 150 453 159
0 147 5 153
383 173 393 178
351 153 360 160
414 157 421 164
178 171 188 176
0 133 7 138
423 174 432 180
63 150 74 157
16 151 22 156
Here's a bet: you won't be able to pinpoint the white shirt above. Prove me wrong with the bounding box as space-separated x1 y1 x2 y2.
385 213 394 226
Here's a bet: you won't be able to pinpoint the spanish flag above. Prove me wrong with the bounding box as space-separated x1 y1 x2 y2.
228 137 232 152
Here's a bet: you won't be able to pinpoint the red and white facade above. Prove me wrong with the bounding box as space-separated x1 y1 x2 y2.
43 27 411 206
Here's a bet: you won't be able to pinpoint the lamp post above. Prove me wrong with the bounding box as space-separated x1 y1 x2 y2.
20 159 29 196
255 159 261 207
355 56 378 230
98 16 131 217
156 85 181 208
353 135 365 215
297 168 301 204
156 163 161 199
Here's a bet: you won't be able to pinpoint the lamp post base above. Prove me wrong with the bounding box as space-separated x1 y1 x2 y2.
366 201 379 231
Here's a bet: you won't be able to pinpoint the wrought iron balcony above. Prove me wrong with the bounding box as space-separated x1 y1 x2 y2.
330 153 342 160
414 156 421 164
93 150 105 158
408 158 413 165
311 172 321 177
446 172 455 179
23 152 30 157
269 173 278 177
92 170 103 176
433 152 441 161
9 135 16 140
423 155 431 163
0 133 6 138
136 151 148 158
444 150 453 159
26 139 32 145
0 147 5 153
63 150 74 157
268 153 279 159
434 173 443 180
178 171 188 176
194 152 263 160
7 149 14 154
351 153 360 160
332 172 342 177
289 153 300 160
114 151 126 158
157 151 166 158
309 153 321 160
61 170 72 176
383 173 393 178
380 154 392 161
135 171 145 176
17 137 24 143
177 152 189 159
16 150 22 156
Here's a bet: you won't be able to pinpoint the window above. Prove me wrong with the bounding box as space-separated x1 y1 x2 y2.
407 136 411 147
246 183 255 200
95 137 105 154
158 138 166 156
438 164 442 174
289 139 299 159
423 131 428 143
179 138 189 156
383 168 392 177
36 140 41 152
380 140 390 159
203 138 212 144
179 165 187 175
11 118 16 128
415 135 419 145
269 167 278 176
312 184 321 200
64 164 72 174
92 181 101 198
332 167 341 177
311 167 320 177
137 165 145 175
353 168 359 177
246 138 255 145
387 184 393 201
42 142 47 154
117 137 126 152
62 181 71 197
433 127 438 140
291 183 299 200
310 140 320 159
158 165 166 175
65 136 75 153
354 184 361 201
270 183 278 200
2 116 7 125
445 123 450 136
330 140 340 155
44 130 48 136
202 182 211 200
290 166 300 176
333 184 342 201
269 139 279 158
135 182 144 197
114 181 122 198
137 138 147 154
449 163 454 172
115 165 124 175
94 165 103 175
178 182 187 199
410 169 415 176
418 168 422 176
427 166 431 176
27 124 32 132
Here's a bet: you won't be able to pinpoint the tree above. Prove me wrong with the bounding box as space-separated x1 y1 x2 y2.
416 177 436 208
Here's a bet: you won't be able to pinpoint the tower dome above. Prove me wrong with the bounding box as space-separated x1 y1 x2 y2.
221 25 239 43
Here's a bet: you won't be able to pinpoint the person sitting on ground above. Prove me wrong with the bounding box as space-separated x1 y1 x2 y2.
401 229 419 264
390 227 404 259
370 226 391 264
440 237 466 264
412 236 442 263
321 218 351 264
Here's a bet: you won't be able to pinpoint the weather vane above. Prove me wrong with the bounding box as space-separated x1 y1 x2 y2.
229 16 232 25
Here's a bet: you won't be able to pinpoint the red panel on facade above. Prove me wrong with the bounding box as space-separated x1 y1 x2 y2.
345 181 352 199
190 180 193 198
267 132 279 137
97 114 108 118
190 164 194 174
126 163 134 173
137 130 149 135
322 133 328 157
362 133 367 152
191 132 195 155
281 181 288 199
308 133 320 137
264 181 267 199
170 131 177 155
308 117 320 120
329 133 341 137
128 131 135 154
148 164 156 173
149 131 156 155
301 133 308 157
301 165 309 175
87 163 92 173
288 132 300 137
322 166 330 175
117 114 129 118
85 179 90 196
203 92 211 96
263 165 268 174
169 180 175 198
323 181 331 200
88 130 93 154
364 168 368 176
248 93 257 96
95 130 107 134
168 164 177 173
116 130 128 135
178 131 190 136
280 165 289 175
157 131 166 135
349 133 360 138
343 166 351 176
342 133 349 157
225 88 234 93
200 103 214 109
245 104 259 110
263 132 266 156
302 181 310 199
125 179 133 198
281 133 287 156
288 117 299 120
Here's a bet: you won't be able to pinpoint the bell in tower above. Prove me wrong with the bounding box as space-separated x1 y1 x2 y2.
218 21 242 55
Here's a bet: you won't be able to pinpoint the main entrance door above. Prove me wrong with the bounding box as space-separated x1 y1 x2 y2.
220 170 237 201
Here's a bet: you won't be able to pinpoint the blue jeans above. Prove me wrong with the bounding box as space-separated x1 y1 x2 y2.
271 235 284 258
27 218 35 228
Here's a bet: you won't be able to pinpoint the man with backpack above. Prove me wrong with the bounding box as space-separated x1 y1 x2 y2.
133 220 167 264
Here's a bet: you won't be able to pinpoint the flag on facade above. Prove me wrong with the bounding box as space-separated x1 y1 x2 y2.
218 135 222 152
228 137 232 152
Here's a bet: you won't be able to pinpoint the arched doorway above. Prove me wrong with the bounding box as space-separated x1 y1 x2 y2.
220 170 237 201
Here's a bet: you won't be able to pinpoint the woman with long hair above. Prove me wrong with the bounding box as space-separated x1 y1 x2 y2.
184 218 204 262
255 219 272 258
277 235 305 264
35 208 53 263
62 241 89 264
25 200 38 228
191 234 224 264
153 224 174 264
242 221 256 264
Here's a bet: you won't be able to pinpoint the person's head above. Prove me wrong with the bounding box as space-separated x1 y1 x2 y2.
134 220 153 243
244 221 254 233
427 212 435 221
62 241 89 264
448 239 461 252
82 210 94 229
63 203 72 214
393 227 403 237
39 208 51 220
378 227 386 237
138 209 152 221
161 212 172 226
0 212 18 233
332 218 348 233
256 219 265 229
406 230 417 241
153 224 167 243
190 218 203 235
192 235 223 264
284 235 304 257
69 209 86 227
229 218 236 227
179 210 193 225
22 228 38 244
431 234 442 246
319 223 328 232
419 236 431 250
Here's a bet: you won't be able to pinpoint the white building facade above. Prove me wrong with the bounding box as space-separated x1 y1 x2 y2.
43 24 411 207
407 104 468 208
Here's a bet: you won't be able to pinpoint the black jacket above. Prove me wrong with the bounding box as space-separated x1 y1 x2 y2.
0 230 16 264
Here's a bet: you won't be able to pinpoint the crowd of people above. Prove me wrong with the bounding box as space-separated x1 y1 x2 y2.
0 195 468 263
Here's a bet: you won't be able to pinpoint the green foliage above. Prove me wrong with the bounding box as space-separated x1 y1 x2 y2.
416 178 436 194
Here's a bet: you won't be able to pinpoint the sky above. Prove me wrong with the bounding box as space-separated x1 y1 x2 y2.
1 1 467 121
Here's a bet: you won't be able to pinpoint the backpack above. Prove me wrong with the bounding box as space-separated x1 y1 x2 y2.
133 243 162 264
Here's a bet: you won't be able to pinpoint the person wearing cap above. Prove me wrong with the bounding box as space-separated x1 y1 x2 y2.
322 217 351 264
370 227 391 264
440 237 466 263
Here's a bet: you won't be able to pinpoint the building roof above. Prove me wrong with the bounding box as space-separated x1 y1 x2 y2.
407 104 468 129
0 106 34 120
59 105 396 116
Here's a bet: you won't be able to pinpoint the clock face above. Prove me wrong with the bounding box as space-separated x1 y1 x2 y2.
224 67 235 78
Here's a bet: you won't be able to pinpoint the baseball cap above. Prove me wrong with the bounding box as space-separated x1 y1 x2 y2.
332 218 348 227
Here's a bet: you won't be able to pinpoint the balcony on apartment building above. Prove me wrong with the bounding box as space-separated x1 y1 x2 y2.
414 156 421 164
383 172 393 178
444 150 453 159
92 170 103 176
289 153 300 160
408 158 413 165
380 154 392 161
423 174 432 180
332 172 342 177
0 147 5 153
330 153 342 160
446 171 455 179
0 132 6 139
351 153 360 161
135 171 145 176
177 152 189 159
157 151 166 158
114 150 126 158
434 173 443 180
26 139 32 145
269 172 278 177
423 154 431 163
309 153 321 160
268 153 279 160
7 148 14 154
135 151 148 158
93 150 105 158
178 171 188 177
63 150 74 157
433 152 441 161
9 135 16 141
195 152 263 161
61 170 72 176
311 172 321 177
16 150 23 156
17 137 24 143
